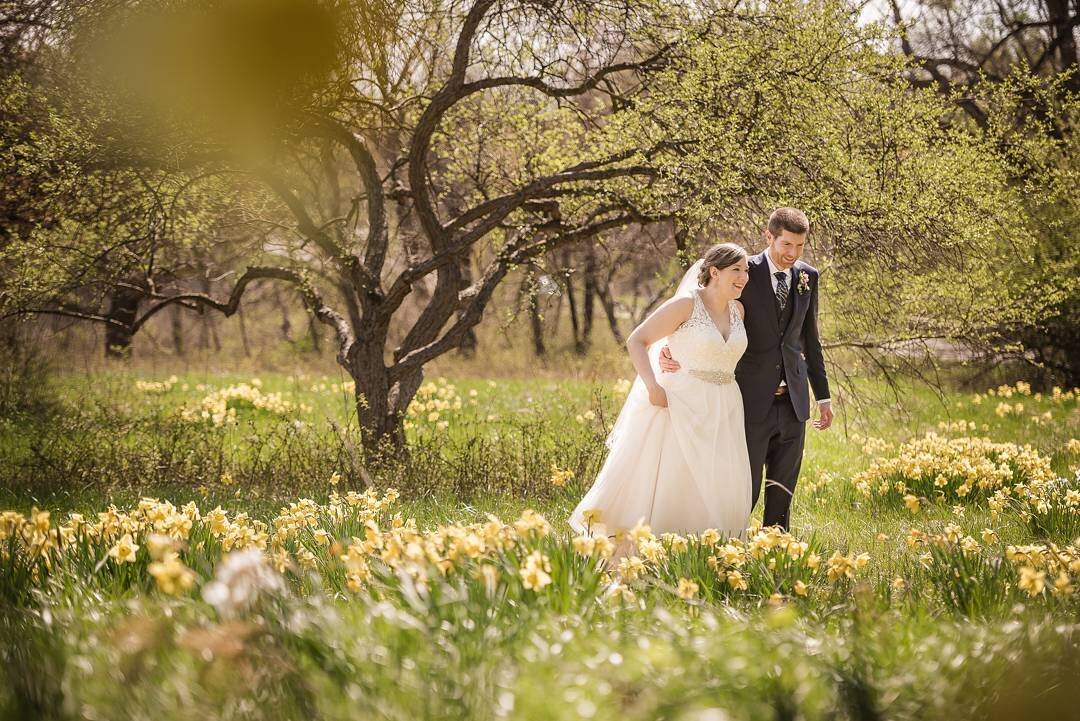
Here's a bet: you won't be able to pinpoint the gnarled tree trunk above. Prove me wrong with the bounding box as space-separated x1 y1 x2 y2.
103 283 143 359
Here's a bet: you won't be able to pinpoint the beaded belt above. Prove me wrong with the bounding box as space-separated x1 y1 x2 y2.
688 368 736 385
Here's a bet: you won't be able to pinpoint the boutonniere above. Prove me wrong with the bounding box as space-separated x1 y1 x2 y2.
797 270 810 294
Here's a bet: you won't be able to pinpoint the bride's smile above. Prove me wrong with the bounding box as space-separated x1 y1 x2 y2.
701 261 750 307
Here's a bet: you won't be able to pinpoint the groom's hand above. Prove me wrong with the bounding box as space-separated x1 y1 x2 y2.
658 345 681 373
812 401 833 431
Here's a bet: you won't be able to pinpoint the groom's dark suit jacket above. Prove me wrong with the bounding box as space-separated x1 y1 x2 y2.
735 252 830 424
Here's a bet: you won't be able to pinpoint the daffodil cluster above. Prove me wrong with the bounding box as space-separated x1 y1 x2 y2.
969 381 1078 427
899 522 1077 613
971 381 1077 404
5 485 1075 617
135 375 180 393
988 475 1080 540
307 377 355 395
404 378 465 431
180 382 311 426
1 498 200 555
549 463 575 488
800 469 835 498
852 433 1056 507
603 523 849 603
1005 542 1078 597
1 492 870 611
849 433 895 456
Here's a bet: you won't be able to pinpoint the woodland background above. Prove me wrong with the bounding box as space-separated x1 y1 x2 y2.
2 4 1080 721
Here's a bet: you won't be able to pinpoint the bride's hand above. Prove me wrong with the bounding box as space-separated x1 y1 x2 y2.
647 384 668 408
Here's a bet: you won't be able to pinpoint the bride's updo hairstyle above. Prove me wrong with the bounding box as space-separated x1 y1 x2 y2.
697 243 747 287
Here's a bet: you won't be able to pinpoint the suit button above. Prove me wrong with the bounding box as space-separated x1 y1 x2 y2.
775 364 780 370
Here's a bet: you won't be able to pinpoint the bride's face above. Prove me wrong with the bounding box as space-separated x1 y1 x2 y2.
708 260 749 297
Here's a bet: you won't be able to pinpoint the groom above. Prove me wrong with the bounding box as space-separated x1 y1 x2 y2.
660 208 832 531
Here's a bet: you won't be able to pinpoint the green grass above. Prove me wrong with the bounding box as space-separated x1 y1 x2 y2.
0 368 1078 720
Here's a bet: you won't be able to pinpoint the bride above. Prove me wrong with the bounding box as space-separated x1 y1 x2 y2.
569 243 752 540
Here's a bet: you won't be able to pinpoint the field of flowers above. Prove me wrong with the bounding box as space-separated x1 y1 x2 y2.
1 375 1079 720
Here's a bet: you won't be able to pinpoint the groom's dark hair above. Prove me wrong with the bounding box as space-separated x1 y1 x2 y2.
768 207 810 236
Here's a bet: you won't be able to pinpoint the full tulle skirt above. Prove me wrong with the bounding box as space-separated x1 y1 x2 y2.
568 369 752 539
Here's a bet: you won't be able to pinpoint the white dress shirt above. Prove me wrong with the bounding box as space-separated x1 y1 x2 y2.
763 250 830 405
764 250 793 294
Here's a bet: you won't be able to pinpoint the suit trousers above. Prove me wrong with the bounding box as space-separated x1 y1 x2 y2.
745 392 806 531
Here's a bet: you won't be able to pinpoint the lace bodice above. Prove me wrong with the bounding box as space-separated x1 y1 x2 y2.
667 289 747 380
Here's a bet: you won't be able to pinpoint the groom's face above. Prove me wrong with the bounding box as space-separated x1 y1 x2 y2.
765 229 807 270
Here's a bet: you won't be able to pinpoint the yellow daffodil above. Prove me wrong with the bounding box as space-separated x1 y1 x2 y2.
148 553 195 594
108 533 140 564
676 578 698 600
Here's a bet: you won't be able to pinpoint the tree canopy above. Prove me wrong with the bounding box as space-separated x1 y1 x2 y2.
1 0 1076 448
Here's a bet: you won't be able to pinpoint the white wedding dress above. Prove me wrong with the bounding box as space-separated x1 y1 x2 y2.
569 288 752 539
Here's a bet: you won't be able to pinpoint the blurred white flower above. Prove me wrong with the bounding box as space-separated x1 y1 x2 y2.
202 549 285 617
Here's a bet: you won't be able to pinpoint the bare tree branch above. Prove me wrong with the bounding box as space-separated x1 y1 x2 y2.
307 115 391 288
392 212 649 372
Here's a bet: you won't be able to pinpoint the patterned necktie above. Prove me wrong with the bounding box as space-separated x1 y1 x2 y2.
774 270 789 316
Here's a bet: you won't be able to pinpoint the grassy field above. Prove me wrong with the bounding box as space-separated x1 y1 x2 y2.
1 366 1079 720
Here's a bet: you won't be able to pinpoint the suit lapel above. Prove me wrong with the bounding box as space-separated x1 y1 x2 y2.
752 252 781 337
784 261 809 339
